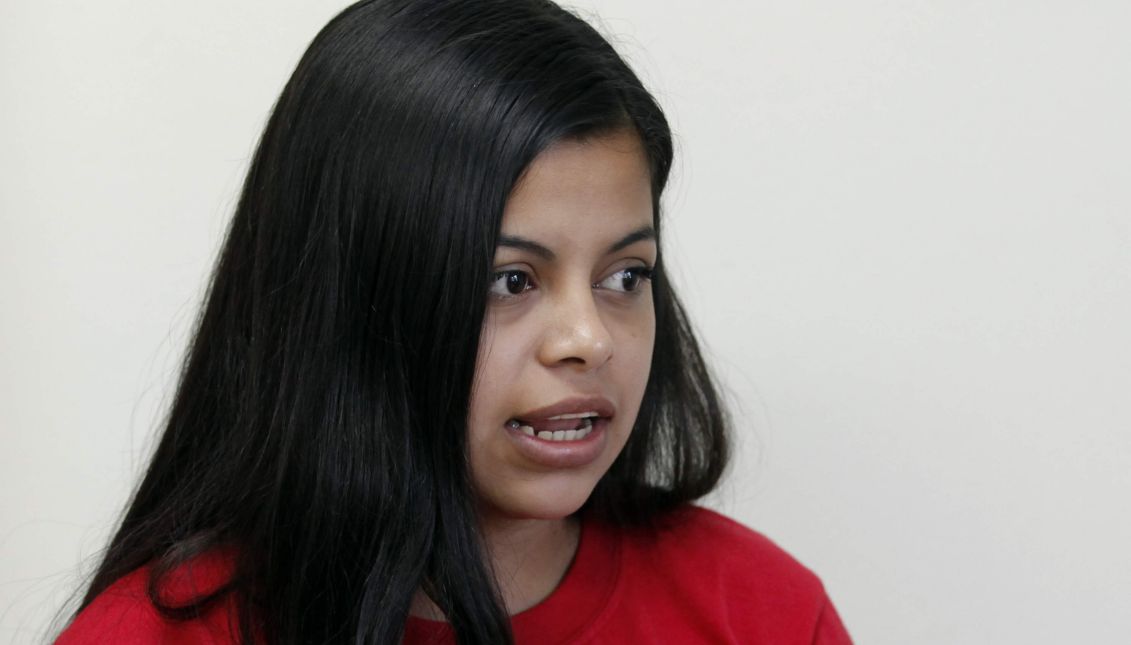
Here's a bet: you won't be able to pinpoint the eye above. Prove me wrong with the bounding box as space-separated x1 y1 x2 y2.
488 270 535 299
594 266 654 293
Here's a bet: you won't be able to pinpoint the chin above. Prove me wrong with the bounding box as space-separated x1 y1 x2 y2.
479 471 602 522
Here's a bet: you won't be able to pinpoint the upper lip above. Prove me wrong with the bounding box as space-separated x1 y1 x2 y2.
513 395 616 421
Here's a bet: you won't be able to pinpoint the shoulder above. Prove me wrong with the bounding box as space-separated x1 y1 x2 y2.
653 504 803 557
604 505 852 643
55 551 239 645
55 566 164 645
626 505 824 592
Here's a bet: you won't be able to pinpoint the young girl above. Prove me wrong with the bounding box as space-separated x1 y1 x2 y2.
57 1 851 643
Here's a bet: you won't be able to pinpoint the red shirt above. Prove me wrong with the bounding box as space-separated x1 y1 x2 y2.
56 548 239 645
408 506 851 644
57 506 852 644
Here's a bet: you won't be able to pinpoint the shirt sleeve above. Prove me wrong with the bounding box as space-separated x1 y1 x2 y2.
54 570 237 645
54 584 167 645
811 594 854 645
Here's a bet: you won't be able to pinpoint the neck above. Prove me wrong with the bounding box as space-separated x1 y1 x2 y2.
410 513 581 619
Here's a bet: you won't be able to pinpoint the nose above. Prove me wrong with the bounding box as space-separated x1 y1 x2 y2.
537 285 614 371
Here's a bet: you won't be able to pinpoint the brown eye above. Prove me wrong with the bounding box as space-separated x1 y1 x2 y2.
489 270 534 299
595 266 654 293
620 269 642 291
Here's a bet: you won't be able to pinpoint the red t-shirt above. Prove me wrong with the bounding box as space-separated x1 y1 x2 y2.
56 547 239 645
57 506 852 644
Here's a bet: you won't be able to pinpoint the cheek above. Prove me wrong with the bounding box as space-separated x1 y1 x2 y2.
619 300 657 362
609 307 656 399
621 326 653 367
468 322 530 429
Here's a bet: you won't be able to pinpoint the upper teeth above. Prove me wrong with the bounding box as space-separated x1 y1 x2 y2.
505 415 597 442
516 417 594 441
547 411 599 420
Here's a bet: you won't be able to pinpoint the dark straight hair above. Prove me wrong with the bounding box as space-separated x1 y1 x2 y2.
75 0 728 643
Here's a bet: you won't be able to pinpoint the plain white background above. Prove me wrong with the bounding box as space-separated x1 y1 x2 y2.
2 1 1129 643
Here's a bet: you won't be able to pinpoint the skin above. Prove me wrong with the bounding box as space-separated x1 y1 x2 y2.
412 129 658 618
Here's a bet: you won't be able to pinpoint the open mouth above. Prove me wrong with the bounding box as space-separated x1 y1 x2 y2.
505 412 602 442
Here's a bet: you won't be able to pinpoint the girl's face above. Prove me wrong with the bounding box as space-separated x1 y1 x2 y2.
468 130 657 523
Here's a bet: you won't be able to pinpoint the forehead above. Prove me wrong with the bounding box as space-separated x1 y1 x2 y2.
501 130 654 238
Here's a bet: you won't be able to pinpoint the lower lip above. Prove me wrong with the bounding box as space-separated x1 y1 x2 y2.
504 418 609 469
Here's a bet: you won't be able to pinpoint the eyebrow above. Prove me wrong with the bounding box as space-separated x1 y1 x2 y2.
496 225 657 261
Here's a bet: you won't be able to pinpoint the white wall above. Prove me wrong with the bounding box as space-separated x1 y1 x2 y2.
2 1 1128 643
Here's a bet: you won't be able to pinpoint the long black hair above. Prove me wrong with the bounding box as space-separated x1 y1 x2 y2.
75 1 728 643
